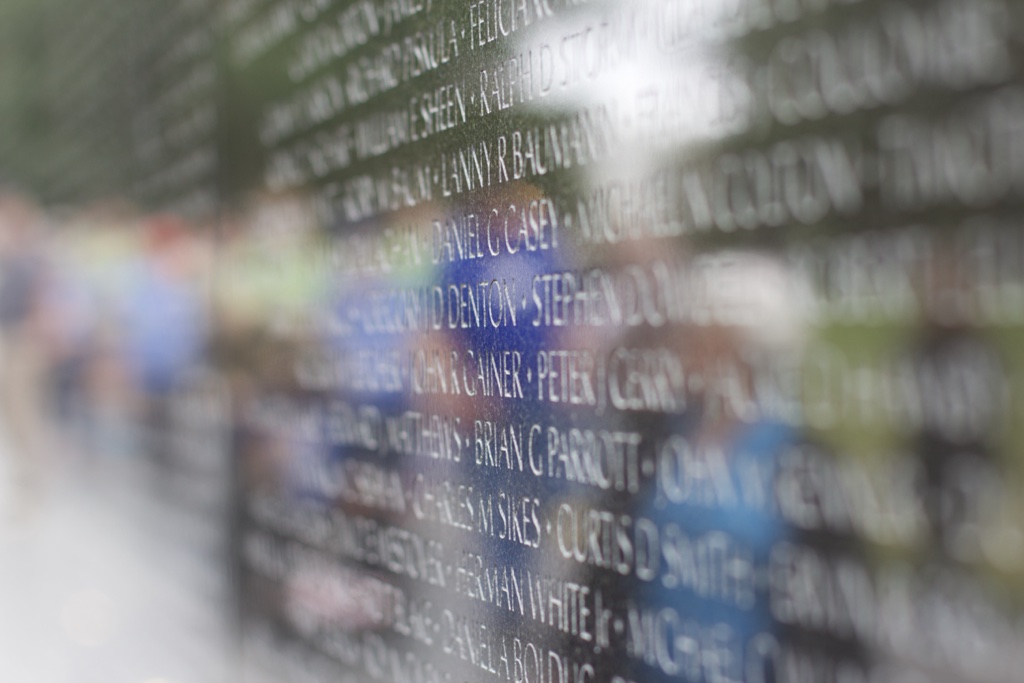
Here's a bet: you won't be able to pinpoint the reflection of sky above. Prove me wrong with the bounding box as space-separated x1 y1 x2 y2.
521 0 754 176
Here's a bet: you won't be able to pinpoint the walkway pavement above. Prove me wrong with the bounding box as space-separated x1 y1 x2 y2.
0 444 238 683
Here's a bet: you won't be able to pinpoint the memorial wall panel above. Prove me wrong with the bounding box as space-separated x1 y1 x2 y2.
217 2 1024 682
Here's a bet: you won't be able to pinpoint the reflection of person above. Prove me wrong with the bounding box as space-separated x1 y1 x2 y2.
632 250 868 680
303 185 567 681
631 252 796 672
910 324 1005 562
46 229 99 447
0 191 54 520
909 243 1007 563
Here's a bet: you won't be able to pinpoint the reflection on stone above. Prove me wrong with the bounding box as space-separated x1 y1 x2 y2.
2 0 1024 681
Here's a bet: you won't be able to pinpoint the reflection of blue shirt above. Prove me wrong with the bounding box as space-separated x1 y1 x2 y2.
320 217 566 572
638 420 794 667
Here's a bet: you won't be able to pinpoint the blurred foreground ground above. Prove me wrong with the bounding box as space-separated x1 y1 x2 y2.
0 434 236 683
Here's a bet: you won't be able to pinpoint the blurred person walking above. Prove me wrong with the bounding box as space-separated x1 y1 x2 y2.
120 215 207 483
0 191 57 521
